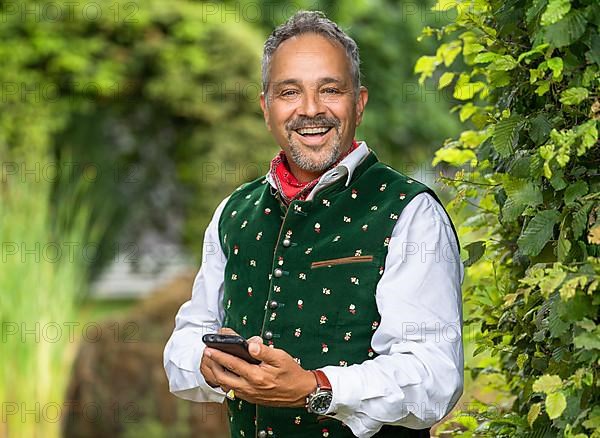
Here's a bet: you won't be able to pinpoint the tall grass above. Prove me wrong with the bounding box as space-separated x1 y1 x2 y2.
0 146 105 438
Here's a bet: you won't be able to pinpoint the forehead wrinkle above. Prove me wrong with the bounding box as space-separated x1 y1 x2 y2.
272 76 347 90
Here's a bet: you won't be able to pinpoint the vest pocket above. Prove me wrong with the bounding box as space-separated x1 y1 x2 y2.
310 255 374 269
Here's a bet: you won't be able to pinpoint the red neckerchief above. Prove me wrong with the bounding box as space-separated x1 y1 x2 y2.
269 140 359 205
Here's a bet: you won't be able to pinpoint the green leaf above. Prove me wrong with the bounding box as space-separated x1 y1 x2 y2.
463 42 485 56
453 73 484 100
529 113 553 145
586 34 600 66
572 202 592 238
543 10 588 48
473 52 499 64
517 353 529 369
493 116 522 158
438 72 455 90
517 43 550 62
560 87 589 105
464 241 485 267
517 210 560 256
564 181 588 204
546 391 567 419
576 318 596 331
504 177 543 207
528 402 542 427
432 148 477 166
535 80 551 96
547 57 563 78
459 103 477 122
489 55 518 71
415 56 439 84
541 0 571 25
437 42 462 67
575 120 598 153
574 331 600 350
549 171 568 190
502 197 527 222
533 374 563 393
582 406 600 429
559 276 587 300
557 229 572 261
539 269 567 297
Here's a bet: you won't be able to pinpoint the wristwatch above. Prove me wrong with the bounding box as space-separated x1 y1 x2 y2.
306 370 333 415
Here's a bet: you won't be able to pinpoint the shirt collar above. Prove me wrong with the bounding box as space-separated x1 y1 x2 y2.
265 140 370 192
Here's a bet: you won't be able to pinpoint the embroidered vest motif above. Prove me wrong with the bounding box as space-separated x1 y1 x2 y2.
218 149 454 438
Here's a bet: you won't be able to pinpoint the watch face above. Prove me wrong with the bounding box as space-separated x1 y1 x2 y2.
309 392 333 415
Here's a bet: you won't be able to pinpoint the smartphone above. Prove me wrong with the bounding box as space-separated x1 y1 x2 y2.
202 334 261 365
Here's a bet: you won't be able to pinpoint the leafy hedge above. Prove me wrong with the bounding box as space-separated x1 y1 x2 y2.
416 0 599 436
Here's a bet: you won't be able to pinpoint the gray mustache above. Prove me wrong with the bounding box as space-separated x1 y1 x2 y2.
287 116 340 131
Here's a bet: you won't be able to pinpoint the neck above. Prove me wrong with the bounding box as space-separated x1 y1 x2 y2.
286 140 357 183
288 165 323 183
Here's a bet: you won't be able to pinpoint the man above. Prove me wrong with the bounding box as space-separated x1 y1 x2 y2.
164 10 463 438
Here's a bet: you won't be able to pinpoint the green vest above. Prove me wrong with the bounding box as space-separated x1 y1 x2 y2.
218 149 453 438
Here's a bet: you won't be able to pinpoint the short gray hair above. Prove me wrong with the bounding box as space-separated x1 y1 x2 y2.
262 10 361 103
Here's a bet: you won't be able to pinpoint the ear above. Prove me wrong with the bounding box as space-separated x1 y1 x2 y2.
260 92 272 131
355 86 369 127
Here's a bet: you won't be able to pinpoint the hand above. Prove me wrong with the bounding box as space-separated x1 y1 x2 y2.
199 327 240 389
205 339 317 407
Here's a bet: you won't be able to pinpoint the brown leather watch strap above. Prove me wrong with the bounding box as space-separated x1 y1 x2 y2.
310 370 332 391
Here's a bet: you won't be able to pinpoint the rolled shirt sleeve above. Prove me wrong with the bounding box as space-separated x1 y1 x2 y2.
163 196 231 403
320 192 464 438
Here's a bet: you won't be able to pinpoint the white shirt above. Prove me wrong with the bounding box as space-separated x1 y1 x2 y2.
163 142 464 438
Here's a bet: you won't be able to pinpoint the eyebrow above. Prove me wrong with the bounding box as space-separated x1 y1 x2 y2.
272 77 347 90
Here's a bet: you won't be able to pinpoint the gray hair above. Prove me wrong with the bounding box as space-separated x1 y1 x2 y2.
261 10 361 104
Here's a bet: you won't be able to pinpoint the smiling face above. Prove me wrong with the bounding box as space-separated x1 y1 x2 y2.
260 33 368 182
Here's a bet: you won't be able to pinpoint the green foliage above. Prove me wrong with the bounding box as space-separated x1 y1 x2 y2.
0 0 276 263
416 0 599 435
0 146 106 438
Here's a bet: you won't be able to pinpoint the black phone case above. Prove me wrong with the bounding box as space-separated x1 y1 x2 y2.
202 334 261 365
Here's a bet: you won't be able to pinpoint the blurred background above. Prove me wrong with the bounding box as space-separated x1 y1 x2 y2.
0 0 501 436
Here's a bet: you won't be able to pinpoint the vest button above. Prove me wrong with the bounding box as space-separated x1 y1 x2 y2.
258 431 267 438
282 238 291 247
264 331 273 340
269 300 278 310
273 268 283 277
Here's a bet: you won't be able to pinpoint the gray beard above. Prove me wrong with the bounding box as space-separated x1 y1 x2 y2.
286 128 343 173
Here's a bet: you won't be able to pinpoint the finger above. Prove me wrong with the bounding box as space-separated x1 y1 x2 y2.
247 336 263 344
210 357 246 390
206 347 253 379
247 342 281 366
218 327 239 335
200 353 220 388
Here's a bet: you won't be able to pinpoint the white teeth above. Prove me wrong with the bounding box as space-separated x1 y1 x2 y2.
297 127 330 135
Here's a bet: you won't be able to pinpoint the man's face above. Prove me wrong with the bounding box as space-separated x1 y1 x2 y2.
260 33 368 182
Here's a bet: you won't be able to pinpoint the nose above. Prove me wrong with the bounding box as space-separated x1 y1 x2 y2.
298 89 325 118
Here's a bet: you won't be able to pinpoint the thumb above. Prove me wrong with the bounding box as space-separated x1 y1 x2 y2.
247 341 279 364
